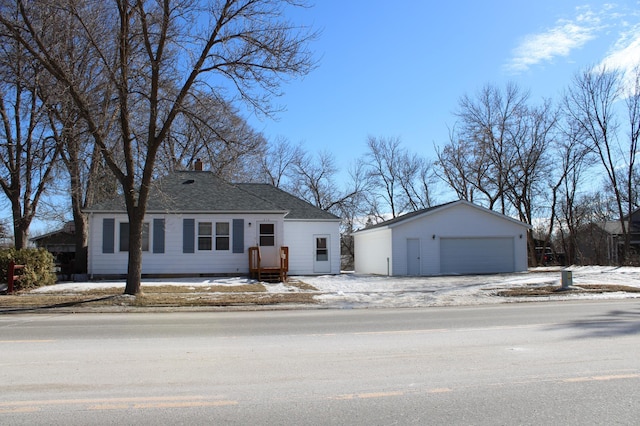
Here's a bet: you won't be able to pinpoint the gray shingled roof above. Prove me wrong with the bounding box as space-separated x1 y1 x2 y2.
238 183 340 220
593 220 640 235
358 201 457 231
85 172 339 221
85 172 283 213
355 200 530 233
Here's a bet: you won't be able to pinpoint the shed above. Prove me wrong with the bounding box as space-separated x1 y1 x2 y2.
353 200 531 276
30 221 76 272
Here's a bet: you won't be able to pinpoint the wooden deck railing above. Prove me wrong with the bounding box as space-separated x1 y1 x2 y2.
248 246 262 278
249 246 288 282
6 261 25 294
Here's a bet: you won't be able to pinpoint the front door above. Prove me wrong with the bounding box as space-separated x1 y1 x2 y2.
258 222 277 267
407 238 420 276
313 235 331 273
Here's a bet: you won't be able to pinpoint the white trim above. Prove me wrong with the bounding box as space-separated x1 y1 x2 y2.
354 200 531 235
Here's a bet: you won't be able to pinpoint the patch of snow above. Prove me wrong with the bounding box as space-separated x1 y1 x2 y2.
29 266 640 308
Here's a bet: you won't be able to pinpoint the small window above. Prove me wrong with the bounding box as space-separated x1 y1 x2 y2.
316 237 328 261
142 223 149 252
259 223 275 247
215 222 230 251
119 222 149 252
198 222 212 251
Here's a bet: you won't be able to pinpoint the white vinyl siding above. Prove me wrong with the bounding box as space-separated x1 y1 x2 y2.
283 220 341 275
88 213 290 276
354 228 393 275
353 201 530 276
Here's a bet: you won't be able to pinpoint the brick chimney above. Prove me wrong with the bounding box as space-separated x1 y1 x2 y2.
194 158 203 171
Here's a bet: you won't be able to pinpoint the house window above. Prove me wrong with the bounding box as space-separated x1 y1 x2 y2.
316 237 328 261
215 222 230 251
119 222 149 252
259 223 275 246
198 222 212 251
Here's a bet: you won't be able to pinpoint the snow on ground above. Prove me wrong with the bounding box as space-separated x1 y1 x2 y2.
303 266 640 308
30 266 640 309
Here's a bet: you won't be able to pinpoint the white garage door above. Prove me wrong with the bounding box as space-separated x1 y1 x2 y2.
440 237 514 274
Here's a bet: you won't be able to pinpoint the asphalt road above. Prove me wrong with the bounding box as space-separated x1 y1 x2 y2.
1 300 639 425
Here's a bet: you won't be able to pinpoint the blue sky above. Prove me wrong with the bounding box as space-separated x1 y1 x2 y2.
248 1 640 176
18 1 640 236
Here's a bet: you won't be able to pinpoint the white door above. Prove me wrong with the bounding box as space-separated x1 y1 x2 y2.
407 238 421 276
257 222 277 267
440 237 514 274
313 235 331 273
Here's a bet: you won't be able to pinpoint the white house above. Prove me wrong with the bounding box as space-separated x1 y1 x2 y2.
85 170 341 278
353 200 531 276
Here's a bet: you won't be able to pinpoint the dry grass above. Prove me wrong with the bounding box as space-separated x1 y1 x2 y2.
497 284 640 297
285 278 318 291
0 281 319 311
132 292 316 307
0 293 122 310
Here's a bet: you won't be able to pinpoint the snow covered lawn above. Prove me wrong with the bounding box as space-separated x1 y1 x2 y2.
29 266 640 309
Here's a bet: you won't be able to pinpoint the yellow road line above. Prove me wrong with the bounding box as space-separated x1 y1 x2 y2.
427 388 453 394
563 373 640 383
0 395 234 409
333 391 404 400
132 400 238 409
0 406 40 414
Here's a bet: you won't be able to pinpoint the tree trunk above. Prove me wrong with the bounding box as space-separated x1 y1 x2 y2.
72 214 88 274
66 154 88 273
12 203 28 249
13 224 28 249
124 209 144 295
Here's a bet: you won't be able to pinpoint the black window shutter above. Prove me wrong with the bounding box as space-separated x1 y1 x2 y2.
232 219 244 253
183 219 195 253
153 218 165 253
102 218 115 253
119 222 130 251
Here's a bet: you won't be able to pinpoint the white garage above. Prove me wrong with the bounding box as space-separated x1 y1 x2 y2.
354 200 531 276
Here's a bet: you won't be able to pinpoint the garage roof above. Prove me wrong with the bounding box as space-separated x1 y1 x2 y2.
354 200 531 234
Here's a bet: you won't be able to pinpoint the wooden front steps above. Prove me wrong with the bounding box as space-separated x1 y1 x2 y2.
248 246 288 283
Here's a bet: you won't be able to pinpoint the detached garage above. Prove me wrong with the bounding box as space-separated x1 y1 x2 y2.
354 200 531 276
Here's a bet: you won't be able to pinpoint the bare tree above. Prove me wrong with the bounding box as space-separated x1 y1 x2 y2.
563 66 638 263
156 94 268 182
445 83 530 214
259 136 304 187
0 36 60 248
0 217 8 243
397 153 436 211
287 150 338 210
434 129 476 202
503 100 557 263
625 66 640 214
33 3 120 273
363 136 435 220
45 97 117 273
0 0 316 294
364 136 403 219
